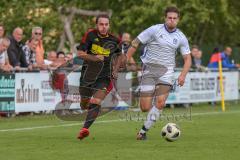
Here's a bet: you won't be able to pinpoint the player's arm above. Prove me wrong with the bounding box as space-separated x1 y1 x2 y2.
77 30 104 62
126 38 141 61
178 54 191 86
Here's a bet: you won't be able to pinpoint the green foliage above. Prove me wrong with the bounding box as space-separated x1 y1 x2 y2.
0 0 240 62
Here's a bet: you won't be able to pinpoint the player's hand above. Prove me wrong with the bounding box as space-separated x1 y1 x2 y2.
95 55 104 61
112 69 118 79
177 74 186 86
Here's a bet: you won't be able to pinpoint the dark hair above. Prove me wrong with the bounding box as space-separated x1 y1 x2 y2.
57 51 65 58
164 6 180 17
212 47 219 53
192 45 199 50
96 14 110 24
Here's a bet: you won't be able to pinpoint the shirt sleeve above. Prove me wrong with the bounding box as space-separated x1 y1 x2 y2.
179 34 190 56
221 53 236 68
137 25 158 44
78 30 93 52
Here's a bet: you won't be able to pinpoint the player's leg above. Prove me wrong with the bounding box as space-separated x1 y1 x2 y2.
147 84 171 126
79 86 93 110
77 85 94 140
82 88 108 129
137 84 171 140
137 76 155 140
78 79 110 140
137 94 153 140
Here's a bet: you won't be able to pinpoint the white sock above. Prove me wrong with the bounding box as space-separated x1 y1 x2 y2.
143 106 162 131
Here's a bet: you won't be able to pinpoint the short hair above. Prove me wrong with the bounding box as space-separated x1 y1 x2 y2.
192 45 199 50
96 14 110 24
164 6 180 17
0 37 10 45
57 51 65 58
0 23 4 28
32 26 42 34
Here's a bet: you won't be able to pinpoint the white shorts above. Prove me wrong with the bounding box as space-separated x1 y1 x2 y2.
140 63 174 93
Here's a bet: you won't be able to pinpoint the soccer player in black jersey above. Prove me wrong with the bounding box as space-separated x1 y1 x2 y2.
76 14 122 140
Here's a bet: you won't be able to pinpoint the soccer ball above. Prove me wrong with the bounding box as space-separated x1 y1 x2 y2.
161 123 181 142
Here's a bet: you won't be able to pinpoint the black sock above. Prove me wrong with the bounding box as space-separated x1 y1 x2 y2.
83 103 101 129
142 125 148 132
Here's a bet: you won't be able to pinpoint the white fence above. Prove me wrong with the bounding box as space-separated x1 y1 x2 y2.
0 70 239 113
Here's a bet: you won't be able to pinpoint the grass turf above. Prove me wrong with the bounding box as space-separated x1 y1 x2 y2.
0 102 240 160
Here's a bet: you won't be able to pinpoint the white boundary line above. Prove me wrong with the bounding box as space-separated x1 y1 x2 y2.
0 110 239 132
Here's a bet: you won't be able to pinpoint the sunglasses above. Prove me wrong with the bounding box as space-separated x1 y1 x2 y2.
35 32 42 35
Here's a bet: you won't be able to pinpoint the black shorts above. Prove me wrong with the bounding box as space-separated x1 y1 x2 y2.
79 78 111 99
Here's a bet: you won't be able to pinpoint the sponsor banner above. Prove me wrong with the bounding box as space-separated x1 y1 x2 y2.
13 71 239 113
166 71 239 103
0 73 15 112
15 73 41 112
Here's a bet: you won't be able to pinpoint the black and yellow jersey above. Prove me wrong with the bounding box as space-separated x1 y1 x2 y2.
78 29 121 82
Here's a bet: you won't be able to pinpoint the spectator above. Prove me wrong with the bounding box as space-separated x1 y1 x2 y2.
208 46 240 69
22 39 38 69
121 33 136 64
57 51 65 59
44 51 57 67
45 51 66 69
31 27 45 66
0 24 5 38
120 32 138 71
191 45 207 71
121 32 131 53
7 27 28 69
0 37 13 72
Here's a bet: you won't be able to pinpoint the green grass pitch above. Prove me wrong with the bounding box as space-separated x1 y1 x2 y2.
0 102 240 160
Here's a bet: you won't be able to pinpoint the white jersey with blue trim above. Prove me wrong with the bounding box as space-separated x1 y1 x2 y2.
137 24 190 69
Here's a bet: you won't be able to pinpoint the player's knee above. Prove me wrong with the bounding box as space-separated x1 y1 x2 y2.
90 98 102 105
141 107 150 112
140 103 151 112
80 98 90 110
156 100 165 109
140 101 151 112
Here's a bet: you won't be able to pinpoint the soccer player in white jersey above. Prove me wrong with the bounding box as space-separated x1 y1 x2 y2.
126 6 192 140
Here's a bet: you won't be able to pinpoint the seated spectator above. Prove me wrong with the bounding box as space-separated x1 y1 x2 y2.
0 37 13 72
208 46 240 69
22 39 39 70
0 24 5 38
7 27 28 70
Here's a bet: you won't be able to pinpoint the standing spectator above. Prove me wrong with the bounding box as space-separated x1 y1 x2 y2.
121 32 131 53
191 45 206 71
0 37 13 72
7 27 28 69
121 32 137 68
0 24 5 38
208 46 240 69
44 51 57 65
31 27 45 66
22 39 38 69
